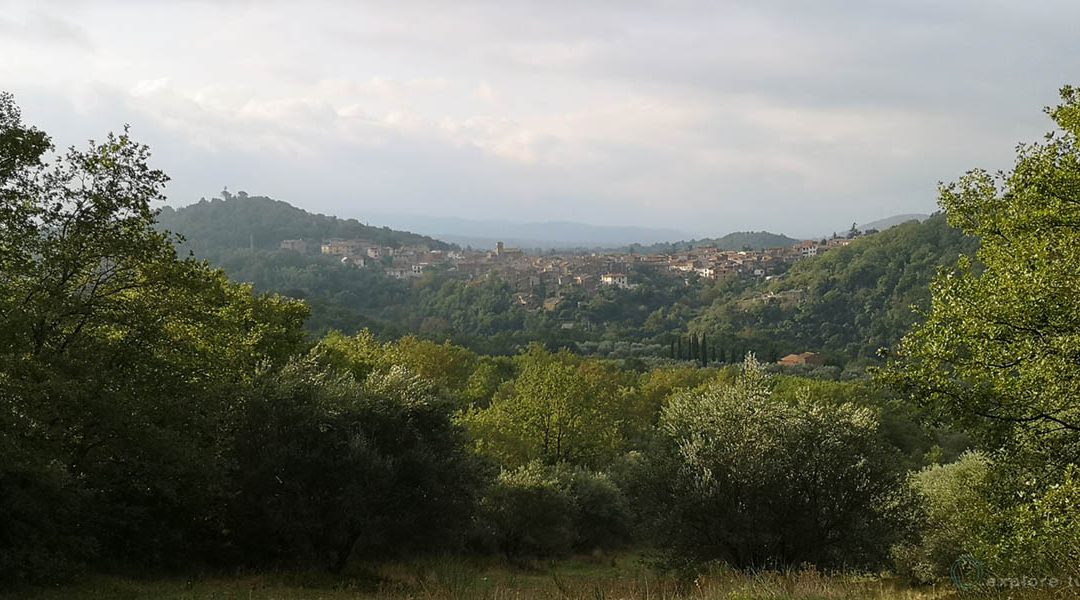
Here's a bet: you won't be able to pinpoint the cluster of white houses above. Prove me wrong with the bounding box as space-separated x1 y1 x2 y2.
278 234 859 308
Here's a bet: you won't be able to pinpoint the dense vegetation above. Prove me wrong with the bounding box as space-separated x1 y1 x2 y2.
158 195 974 369
157 194 450 253
4 87 1080 599
690 215 979 366
881 86 1080 589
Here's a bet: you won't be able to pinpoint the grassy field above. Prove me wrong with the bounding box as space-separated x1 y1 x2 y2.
3 554 965 600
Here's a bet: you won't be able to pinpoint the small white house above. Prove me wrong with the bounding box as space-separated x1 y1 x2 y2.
601 273 630 289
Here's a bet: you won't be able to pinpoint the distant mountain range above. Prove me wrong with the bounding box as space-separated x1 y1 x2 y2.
362 214 692 250
160 196 932 258
626 231 800 253
854 213 930 234
372 211 935 252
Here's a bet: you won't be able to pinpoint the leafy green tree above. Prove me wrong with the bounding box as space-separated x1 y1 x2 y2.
315 329 386 380
464 345 632 468
977 467 1080 583
316 331 483 403
0 93 307 581
0 92 91 583
633 366 717 427
461 355 516 407
383 336 479 399
886 86 1080 462
884 86 1080 586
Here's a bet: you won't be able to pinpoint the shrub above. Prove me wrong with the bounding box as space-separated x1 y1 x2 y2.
479 462 632 558
636 355 914 570
481 462 577 558
227 358 485 571
562 468 631 551
891 452 992 583
977 466 1080 583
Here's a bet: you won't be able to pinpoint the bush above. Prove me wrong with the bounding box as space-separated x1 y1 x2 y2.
227 358 485 571
480 462 576 557
479 462 631 558
977 466 1080 583
891 452 992 583
636 355 914 570
897 455 1080 587
563 468 632 551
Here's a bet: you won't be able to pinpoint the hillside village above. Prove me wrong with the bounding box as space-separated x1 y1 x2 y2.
279 232 863 309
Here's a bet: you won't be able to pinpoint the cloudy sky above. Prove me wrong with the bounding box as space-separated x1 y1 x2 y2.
2 1 1077 236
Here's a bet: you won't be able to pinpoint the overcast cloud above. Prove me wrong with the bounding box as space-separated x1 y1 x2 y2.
1 0 1076 236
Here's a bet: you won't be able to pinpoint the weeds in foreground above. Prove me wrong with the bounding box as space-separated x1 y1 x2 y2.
0 554 978 600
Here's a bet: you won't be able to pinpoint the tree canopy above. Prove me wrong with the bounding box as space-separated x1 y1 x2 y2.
887 86 1080 461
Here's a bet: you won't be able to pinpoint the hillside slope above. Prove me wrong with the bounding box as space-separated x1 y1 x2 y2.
157 193 452 252
691 214 978 363
154 193 453 335
151 197 974 364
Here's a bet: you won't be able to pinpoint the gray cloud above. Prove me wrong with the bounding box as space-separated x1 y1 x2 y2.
1 0 1076 237
0 10 94 50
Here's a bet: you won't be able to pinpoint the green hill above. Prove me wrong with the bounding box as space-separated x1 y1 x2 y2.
157 192 452 252
711 230 800 250
629 230 799 253
154 192 453 336
690 214 978 364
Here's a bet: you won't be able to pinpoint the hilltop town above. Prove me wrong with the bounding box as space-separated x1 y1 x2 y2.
279 233 863 309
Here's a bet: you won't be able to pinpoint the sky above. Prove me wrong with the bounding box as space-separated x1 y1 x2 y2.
1 1 1077 237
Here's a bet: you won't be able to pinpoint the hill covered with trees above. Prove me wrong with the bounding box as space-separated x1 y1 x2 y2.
689 214 978 366
0 94 940 587
157 193 452 253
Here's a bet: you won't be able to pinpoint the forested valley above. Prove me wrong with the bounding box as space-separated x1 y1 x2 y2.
3 88 1080 599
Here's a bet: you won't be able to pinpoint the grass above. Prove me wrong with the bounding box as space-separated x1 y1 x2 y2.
3 554 962 600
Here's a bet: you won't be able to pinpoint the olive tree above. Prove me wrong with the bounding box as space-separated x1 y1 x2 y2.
638 355 913 569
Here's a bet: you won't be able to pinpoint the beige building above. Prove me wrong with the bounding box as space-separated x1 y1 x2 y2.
279 239 308 253
321 239 372 256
